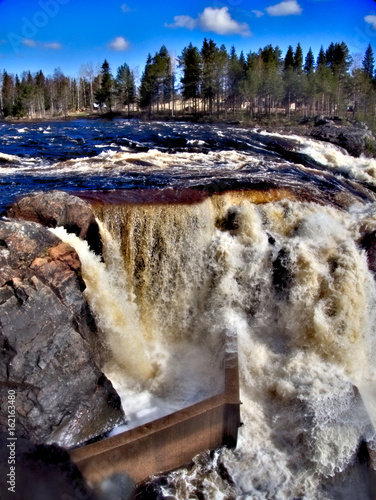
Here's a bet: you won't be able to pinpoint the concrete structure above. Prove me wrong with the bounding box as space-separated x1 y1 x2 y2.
70 348 241 486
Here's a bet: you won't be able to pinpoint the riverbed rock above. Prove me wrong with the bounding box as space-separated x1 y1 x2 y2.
7 190 102 255
311 123 376 158
0 219 125 448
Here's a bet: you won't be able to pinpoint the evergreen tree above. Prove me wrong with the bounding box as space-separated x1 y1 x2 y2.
294 44 303 73
116 63 136 114
35 70 46 116
304 48 315 74
227 46 244 114
239 51 247 76
2 71 14 117
139 53 157 115
317 46 326 68
180 43 201 112
362 43 375 80
95 59 113 111
154 45 173 110
241 52 262 118
201 38 218 115
284 46 295 71
260 45 283 114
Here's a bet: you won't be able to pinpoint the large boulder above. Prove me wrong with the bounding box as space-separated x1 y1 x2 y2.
0 219 125 448
7 190 102 255
311 122 376 158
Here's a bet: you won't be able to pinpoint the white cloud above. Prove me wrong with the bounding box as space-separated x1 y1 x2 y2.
23 38 37 47
43 42 62 50
252 9 264 18
22 39 61 49
166 7 251 36
121 3 131 12
108 36 130 51
199 7 251 35
167 15 198 30
266 0 302 16
365 15 376 30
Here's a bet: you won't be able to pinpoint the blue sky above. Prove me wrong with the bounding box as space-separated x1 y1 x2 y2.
0 0 376 82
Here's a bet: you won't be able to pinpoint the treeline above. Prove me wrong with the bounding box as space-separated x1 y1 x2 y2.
1 40 376 126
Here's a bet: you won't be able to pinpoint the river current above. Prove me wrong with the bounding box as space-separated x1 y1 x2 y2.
2 119 376 498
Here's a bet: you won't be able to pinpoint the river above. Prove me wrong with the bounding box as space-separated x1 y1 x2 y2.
2 119 376 499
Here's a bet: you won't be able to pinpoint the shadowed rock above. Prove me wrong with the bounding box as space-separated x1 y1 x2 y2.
0 219 125 448
0 432 97 500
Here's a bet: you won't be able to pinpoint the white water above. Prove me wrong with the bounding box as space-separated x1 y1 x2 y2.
259 129 376 186
52 191 376 498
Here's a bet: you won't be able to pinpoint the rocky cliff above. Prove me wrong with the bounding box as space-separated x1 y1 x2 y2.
0 192 125 448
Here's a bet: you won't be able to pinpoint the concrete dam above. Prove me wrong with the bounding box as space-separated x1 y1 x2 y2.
70 349 241 486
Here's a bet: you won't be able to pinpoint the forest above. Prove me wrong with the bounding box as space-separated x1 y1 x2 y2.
1 39 375 128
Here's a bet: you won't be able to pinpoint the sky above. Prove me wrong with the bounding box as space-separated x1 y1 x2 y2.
0 0 376 82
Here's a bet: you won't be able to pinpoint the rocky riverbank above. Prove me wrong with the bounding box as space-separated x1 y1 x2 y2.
0 192 125 449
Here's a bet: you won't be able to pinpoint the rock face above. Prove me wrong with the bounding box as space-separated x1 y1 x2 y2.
311 119 376 158
0 219 125 448
7 190 102 255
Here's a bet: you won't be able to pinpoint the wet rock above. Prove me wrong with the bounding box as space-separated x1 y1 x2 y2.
272 248 292 298
7 190 102 255
359 230 376 274
0 219 125 448
311 123 376 158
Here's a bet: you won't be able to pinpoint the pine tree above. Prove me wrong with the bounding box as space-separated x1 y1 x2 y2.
116 63 136 114
304 48 315 74
180 43 201 113
201 38 218 115
317 46 326 68
139 53 157 115
294 44 303 73
95 59 113 111
1 71 14 117
241 52 262 118
227 46 244 115
362 43 375 80
284 46 295 71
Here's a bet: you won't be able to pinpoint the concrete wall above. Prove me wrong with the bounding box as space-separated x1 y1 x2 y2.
70 350 241 486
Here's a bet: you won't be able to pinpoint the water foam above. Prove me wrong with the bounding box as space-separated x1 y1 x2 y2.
52 193 376 497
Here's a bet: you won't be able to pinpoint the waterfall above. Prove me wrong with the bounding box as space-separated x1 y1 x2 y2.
52 191 376 497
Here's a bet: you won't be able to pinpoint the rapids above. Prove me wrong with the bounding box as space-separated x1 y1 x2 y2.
3 120 376 498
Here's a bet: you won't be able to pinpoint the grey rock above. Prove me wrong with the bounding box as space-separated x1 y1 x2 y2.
0 219 125 448
311 123 376 158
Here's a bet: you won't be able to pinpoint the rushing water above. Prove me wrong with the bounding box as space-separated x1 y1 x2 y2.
2 119 376 498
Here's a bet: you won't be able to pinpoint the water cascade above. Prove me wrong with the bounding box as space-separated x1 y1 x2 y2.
52 190 376 498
